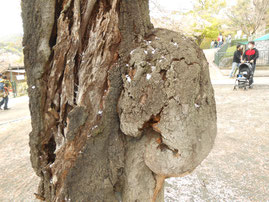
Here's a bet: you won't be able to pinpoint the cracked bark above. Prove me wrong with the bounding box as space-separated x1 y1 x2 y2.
22 0 216 201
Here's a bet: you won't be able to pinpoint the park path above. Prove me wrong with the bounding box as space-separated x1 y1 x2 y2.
166 85 269 201
0 53 269 201
203 48 225 80
0 97 39 201
164 50 268 201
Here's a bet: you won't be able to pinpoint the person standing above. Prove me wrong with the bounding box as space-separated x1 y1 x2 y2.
0 74 4 98
229 45 243 78
243 41 259 87
210 40 215 49
218 33 223 47
0 75 11 110
214 40 218 48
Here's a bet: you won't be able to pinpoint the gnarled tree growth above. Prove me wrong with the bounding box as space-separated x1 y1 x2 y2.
22 0 217 201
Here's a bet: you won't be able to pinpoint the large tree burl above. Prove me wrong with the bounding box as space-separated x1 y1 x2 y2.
118 28 217 178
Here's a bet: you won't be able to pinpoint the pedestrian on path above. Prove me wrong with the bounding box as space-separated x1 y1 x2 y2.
243 41 259 86
229 45 243 78
218 33 223 47
0 74 5 98
210 40 215 49
214 40 218 48
0 75 12 110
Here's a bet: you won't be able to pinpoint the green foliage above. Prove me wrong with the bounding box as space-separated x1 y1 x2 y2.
226 45 236 53
0 38 23 57
227 0 269 36
200 38 215 49
191 0 226 14
231 39 248 46
17 81 28 97
223 45 236 58
184 0 226 46
0 36 23 65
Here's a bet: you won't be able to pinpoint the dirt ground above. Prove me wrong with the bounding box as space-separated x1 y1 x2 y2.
166 85 269 201
0 97 39 201
1 48 269 202
0 84 268 201
0 119 39 201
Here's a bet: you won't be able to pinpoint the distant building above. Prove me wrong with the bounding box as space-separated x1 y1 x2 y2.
0 52 25 81
0 56 26 97
0 65 25 81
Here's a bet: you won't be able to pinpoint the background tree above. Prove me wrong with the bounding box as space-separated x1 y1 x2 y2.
150 0 226 46
185 0 226 45
22 0 217 201
227 0 269 36
189 16 221 46
149 0 183 33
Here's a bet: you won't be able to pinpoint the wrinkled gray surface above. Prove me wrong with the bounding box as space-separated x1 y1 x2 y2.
119 29 217 177
122 135 164 202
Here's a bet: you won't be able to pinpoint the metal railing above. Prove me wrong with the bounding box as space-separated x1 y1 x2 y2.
215 50 269 67
256 50 269 66
214 43 230 66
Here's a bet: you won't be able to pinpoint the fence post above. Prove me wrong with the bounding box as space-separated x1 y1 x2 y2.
11 81 17 98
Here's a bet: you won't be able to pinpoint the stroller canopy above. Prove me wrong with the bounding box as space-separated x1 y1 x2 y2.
239 63 252 78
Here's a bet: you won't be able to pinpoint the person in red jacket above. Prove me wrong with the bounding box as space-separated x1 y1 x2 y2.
243 41 259 86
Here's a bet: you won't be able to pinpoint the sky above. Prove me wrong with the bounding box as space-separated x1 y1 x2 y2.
0 0 23 37
158 0 193 11
157 0 236 10
0 0 237 38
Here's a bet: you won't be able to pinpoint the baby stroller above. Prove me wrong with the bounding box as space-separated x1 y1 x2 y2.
233 62 253 90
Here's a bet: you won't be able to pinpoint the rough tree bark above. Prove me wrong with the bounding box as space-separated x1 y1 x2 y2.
22 0 217 201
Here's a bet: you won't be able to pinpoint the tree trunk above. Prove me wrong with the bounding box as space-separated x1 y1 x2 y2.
22 0 217 201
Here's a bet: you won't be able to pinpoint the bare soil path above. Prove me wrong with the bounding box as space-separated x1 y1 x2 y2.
166 85 269 201
0 97 38 201
0 55 269 201
164 50 268 201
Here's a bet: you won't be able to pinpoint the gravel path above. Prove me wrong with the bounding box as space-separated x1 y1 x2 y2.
0 97 38 201
0 84 269 201
165 85 269 202
0 119 39 201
